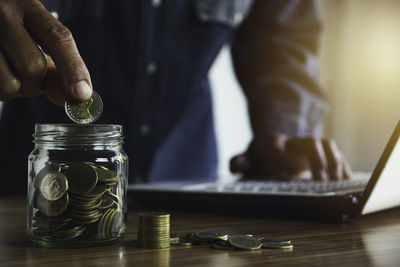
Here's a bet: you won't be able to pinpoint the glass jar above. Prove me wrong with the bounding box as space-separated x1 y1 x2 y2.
27 124 128 247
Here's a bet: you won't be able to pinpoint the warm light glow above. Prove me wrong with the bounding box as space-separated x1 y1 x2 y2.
320 0 400 172
358 12 400 84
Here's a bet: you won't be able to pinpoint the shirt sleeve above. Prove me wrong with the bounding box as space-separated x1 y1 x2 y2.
231 0 328 137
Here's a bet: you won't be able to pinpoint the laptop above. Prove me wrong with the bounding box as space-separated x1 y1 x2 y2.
128 120 400 221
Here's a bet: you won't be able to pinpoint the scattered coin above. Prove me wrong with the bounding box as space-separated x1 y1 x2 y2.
172 238 193 247
212 239 235 250
195 231 228 242
259 238 292 245
170 234 179 244
64 90 103 124
262 242 294 250
228 235 262 251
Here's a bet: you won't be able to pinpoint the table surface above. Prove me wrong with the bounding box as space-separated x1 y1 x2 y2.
1 197 400 267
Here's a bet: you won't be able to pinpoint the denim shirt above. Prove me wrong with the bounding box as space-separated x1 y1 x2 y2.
0 0 326 194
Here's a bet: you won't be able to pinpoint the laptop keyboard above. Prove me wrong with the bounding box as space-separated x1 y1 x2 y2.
183 173 370 196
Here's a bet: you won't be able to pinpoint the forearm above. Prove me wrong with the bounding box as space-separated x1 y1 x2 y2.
231 0 327 137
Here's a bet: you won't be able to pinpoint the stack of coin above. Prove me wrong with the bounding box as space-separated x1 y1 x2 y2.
97 207 124 239
66 163 106 225
137 212 170 249
32 210 76 239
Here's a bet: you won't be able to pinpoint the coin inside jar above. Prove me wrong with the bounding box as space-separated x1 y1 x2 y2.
36 193 69 217
64 90 103 124
65 163 98 194
39 171 68 201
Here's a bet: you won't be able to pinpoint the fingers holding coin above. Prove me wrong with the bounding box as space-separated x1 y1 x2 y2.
0 51 21 101
0 0 92 103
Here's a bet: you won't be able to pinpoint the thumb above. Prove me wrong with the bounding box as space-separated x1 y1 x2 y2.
25 1 92 101
230 153 252 174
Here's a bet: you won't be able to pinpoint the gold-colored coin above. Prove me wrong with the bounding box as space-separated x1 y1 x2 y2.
228 235 262 250
33 211 72 224
258 238 291 245
32 220 69 233
65 163 98 194
86 184 107 198
195 231 228 242
72 216 102 225
69 193 102 203
99 194 114 209
98 208 113 239
138 212 170 218
110 210 124 237
95 167 119 183
102 208 117 238
142 244 171 249
64 90 103 124
39 171 68 201
172 238 192 247
262 242 294 250
137 212 170 249
105 209 119 238
34 163 61 189
212 240 235 250
170 234 179 243
70 202 102 211
69 209 101 218
50 225 86 240
138 212 170 225
36 193 69 217
97 165 110 170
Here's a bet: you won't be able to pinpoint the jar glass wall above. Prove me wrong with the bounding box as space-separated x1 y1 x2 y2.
27 124 128 247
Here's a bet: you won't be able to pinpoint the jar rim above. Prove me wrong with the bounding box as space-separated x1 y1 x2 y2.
35 124 122 133
33 124 124 146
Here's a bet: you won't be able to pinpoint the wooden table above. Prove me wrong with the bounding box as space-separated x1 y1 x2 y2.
1 197 400 267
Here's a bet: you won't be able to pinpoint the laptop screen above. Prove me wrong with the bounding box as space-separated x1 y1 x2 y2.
361 120 400 215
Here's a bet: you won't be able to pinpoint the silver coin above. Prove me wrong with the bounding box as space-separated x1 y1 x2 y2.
64 90 103 124
40 171 68 201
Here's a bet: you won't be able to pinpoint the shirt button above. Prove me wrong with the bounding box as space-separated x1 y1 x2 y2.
140 124 151 136
51 11 59 20
234 12 244 24
151 0 162 8
146 62 158 75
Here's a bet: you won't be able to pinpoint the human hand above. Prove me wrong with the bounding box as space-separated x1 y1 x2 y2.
0 0 92 106
230 134 352 181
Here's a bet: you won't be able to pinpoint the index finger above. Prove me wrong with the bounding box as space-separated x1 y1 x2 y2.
24 1 92 101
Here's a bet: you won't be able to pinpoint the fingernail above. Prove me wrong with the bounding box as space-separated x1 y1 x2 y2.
73 80 92 100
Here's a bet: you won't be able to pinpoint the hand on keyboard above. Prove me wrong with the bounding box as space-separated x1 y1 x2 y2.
229 134 352 181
